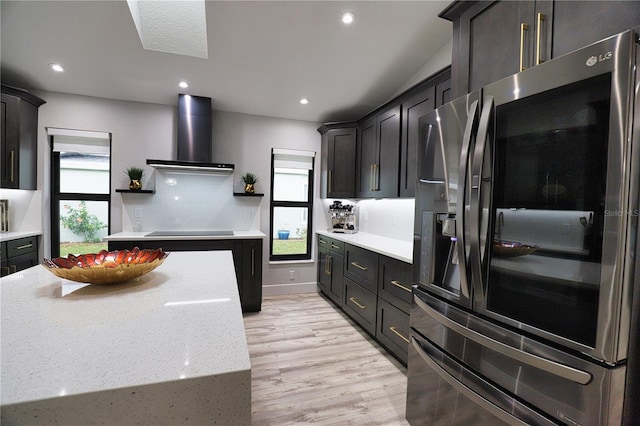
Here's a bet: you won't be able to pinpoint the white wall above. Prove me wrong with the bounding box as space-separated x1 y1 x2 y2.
30 91 324 293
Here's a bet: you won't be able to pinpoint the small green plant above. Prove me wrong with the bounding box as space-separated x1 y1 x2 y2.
240 172 259 184
60 201 108 243
126 167 144 180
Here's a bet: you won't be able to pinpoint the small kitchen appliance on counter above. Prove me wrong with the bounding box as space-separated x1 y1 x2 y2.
328 201 357 233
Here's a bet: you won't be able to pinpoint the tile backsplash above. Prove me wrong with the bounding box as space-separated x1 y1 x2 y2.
120 170 261 232
321 198 415 242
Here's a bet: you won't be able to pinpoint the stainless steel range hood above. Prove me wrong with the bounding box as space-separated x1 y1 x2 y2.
147 94 234 173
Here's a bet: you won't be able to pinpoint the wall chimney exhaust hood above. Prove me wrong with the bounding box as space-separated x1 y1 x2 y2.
147 94 234 174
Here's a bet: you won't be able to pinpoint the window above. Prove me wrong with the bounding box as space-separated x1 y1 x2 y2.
270 148 315 261
49 128 111 257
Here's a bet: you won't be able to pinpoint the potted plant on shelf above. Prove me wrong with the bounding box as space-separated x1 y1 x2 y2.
240 172 259 194
126 167 144 190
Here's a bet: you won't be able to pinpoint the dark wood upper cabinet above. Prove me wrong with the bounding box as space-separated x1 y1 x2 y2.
399 85 436 198
356 105 401 198
442 0 640 98
550 1 640 59
319 68 450 200
318 123 357 199
1 85 45 190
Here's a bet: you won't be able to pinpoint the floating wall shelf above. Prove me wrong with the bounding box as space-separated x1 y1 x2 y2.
116 189 155 194
233 192 264 197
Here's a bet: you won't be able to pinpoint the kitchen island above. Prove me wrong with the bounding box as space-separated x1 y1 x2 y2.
105 231 265 312
1 251 251 425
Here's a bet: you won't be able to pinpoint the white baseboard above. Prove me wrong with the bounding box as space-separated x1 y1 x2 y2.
262 282 319 297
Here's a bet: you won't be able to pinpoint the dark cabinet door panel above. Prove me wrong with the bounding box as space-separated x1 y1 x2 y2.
376 105 401 198
344 244 378 293
376 298 410 365
356 117 377 197
378 255 412 313
343 278 377 336
551 1 640 59
400 86 435 198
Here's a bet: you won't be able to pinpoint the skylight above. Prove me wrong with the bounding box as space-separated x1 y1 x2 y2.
126 0 208 59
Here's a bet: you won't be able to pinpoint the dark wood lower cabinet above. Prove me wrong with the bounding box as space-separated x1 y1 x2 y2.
1 236 39 277
376 298 410 365
317 235 411 365
108 239 263 312
343 277 377 336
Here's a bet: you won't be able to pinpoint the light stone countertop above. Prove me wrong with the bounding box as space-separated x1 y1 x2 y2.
316 230 413 264
104 230 266 241
1 251 251 425
0 230 42 242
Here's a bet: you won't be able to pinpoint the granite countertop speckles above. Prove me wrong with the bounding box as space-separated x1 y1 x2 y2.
1 251 251 425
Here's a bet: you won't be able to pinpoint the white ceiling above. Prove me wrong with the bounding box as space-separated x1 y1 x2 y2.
0 1 452 123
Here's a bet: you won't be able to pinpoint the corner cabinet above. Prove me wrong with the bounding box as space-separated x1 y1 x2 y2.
442 0 640 98
1 85 46 190
356 105 401 198
108 238 263 312
317 234 411 365
318 123 357 198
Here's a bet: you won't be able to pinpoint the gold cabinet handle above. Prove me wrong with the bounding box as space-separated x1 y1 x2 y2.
351 261 367 271
389 326 410 344
3 267 10 275
324 254 330 275
319 239 328 245
535 13 546 66
10 265 17 274
328 255 333 276
16 243 33 251
10 150 15 182
390 280 412 293
349 297 366 310
328 169 333 194
330 243 340 250
519 22 529 72
374 164 379 191
370 164 375 191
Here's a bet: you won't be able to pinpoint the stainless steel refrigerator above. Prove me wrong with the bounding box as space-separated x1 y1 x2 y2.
406 28 640 425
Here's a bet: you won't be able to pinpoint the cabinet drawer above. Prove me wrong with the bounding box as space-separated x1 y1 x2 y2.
318 235 344 253
0 241 7 261
343 278 377 336
344 244 378 293
376 297 410 365
378 256 412 313
7 236 37 257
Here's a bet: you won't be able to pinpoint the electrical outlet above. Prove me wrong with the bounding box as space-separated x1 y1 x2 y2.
289 270 295 280
364 211 368 222
392 214 397 226
244 210 251 220
134 208 142 218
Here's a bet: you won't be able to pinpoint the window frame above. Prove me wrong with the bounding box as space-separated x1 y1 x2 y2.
269 150 314 261
50 140 112 258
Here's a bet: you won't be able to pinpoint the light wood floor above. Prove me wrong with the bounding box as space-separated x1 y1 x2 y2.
243 292 410 426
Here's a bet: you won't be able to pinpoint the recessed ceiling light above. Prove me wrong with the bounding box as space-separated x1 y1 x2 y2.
49 63 64 72
341 11 355 25
179 81 189 89
299 98 309 105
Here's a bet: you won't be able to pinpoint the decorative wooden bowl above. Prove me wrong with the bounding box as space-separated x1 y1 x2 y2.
42 247 169 285
493 240 538 257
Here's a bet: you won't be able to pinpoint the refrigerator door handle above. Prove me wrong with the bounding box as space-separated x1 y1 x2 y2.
456 100 480 299
414 295 593 385
410 337 529 426
470 95 495 299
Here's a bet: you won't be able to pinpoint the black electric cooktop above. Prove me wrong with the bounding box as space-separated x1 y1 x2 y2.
145 230 234 237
